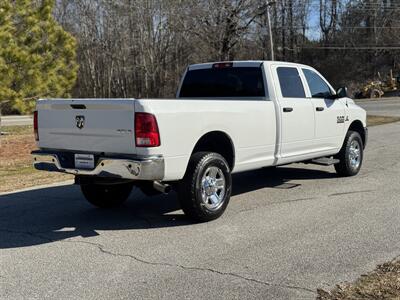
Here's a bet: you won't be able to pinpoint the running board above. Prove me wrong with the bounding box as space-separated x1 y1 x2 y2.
309 157 340 166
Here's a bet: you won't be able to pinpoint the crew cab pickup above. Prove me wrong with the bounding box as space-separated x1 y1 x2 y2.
32 61 367 222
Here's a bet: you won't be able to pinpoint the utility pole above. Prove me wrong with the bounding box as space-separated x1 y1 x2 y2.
266 1 276 60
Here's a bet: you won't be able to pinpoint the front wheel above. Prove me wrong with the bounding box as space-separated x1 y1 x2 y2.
370 89 382 99
178 152 232 222
80 182 133 208
335 131 364 176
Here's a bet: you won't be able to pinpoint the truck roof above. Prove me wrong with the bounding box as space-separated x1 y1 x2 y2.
188 60 311 70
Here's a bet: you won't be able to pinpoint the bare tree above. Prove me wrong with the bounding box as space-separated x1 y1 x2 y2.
51 0 400 101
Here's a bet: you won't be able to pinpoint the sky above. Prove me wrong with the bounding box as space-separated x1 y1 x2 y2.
308 9 321 40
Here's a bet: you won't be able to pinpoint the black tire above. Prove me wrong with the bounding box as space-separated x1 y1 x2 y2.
334 131 364 176
370 89 382 99
178 152 232 222
354 92 363 99
80 182 133 208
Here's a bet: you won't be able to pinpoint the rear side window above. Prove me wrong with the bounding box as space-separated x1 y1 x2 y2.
277 67 305 98
179 67 265 98
303 69 333 98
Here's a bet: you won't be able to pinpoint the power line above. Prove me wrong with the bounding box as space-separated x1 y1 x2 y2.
302 46 400 49
277 3 400 11
269 26 400 29
279 4 400 9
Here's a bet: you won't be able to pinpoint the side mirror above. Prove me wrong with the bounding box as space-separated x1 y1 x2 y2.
336 87 348 99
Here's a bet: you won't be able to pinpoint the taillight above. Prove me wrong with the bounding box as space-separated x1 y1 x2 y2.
135 112 160 147
33 110 39 141
213 62 233 69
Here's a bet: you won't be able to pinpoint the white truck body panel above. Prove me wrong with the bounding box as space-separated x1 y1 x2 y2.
34 61 367 181
134 99 277 180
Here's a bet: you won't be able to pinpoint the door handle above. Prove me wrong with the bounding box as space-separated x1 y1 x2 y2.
316 107 324 112
283 107 293 112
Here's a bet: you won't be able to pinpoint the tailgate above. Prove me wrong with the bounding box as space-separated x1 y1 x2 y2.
36 99 137 154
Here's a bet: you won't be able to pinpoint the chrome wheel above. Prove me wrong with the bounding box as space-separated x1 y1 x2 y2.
200 166 226 211
349 140 361 168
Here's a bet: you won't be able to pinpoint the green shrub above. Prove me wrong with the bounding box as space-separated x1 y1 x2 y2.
0 0 78 114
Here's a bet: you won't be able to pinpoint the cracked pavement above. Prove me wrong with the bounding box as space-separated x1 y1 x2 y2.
1 121 400 299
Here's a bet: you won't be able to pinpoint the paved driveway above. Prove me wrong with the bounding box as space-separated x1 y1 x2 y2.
356 97 400 116
1 121 400 299
0 97 398 128
0 115 32 127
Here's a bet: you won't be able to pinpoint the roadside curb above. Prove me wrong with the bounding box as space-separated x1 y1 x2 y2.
0 180 74 196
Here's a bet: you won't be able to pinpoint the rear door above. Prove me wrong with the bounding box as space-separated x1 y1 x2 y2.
301 68 346 151
272 65 315 159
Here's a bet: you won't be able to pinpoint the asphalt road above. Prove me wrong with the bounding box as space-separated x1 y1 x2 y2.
0 115 32 126
1 119 400 299
356 97 400 116
0 97 399 127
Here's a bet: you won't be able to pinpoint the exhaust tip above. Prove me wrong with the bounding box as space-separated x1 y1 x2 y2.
153 181 171 194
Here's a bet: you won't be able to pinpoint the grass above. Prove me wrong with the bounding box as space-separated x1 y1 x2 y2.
0 126 72 193
317 259 400 299
367 115 400 127
0 125 33 135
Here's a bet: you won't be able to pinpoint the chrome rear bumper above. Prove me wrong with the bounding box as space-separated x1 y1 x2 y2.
32 151 164 180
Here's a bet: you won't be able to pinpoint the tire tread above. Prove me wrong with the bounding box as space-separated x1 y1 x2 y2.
178 152 231 222
334 130 363 176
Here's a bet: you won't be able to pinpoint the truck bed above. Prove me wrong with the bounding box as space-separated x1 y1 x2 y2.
36 97 277 180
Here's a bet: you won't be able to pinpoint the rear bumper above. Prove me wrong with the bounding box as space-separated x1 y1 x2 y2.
31 150 164 180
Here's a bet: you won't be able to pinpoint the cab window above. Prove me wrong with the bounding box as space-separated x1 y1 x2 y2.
179 67 265 98
302 69 333 98
277 67 306 98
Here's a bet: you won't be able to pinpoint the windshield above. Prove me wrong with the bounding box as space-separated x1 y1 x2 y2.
179 67 265 98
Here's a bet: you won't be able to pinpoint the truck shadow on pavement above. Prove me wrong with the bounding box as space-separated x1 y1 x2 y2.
0 166 336 249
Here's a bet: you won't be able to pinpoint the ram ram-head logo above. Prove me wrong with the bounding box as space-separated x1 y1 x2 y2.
76 115 85 129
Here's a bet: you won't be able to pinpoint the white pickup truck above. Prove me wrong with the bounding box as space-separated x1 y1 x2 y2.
32 61 367 222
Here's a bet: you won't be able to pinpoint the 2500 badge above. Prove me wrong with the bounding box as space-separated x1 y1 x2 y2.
337 115 349 123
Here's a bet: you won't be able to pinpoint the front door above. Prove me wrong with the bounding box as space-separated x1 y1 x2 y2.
301 68 346 151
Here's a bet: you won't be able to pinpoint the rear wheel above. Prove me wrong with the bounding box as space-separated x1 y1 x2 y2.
335 131 364 176
370 89 382 99
80 182 133 208
178 152 232 222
